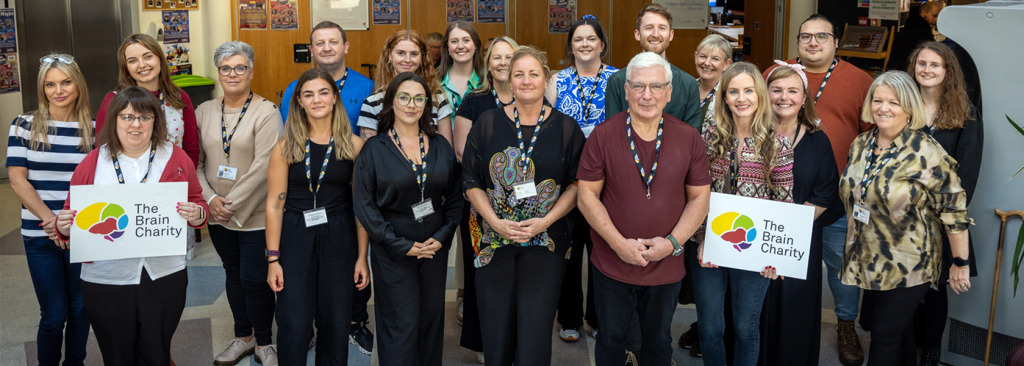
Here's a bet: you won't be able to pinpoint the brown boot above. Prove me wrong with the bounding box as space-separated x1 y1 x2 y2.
837 320 864 365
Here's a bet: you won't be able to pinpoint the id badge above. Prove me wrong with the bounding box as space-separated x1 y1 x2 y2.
514 181 538 200
217 165 238 181
853 204 870 224
412 199 434 222
303 207 328 227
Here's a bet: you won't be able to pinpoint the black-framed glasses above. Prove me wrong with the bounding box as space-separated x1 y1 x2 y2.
626 81 670 95
118 114 155 124
218 65 250 76
40 55 74 67
396 93 428 107
798 32 835 44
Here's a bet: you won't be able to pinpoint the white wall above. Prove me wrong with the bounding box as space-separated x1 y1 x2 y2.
137 0 232 97
785 0 816 59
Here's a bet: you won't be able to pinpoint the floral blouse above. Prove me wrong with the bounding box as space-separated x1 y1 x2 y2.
839 128 971 291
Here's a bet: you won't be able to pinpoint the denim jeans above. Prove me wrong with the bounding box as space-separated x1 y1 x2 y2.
208 225 276 345
591 268 681 366
23 235 89 366
822 215 860 321
692 265 770 366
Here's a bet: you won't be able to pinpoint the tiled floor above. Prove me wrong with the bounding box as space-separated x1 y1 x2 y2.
0 179 862 365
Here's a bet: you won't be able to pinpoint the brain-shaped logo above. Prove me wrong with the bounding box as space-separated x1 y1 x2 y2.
711 212 757 252
76 202 129 242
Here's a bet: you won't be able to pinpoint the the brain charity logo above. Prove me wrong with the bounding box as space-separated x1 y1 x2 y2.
711 212 757 252
76 202 129 242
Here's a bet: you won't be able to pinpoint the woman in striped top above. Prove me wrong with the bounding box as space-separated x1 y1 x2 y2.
6 53 94 366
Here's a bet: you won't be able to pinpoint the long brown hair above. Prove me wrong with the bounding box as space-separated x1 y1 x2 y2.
282 68 356 164
375 29 442 99
710 62 779 187
765 65 821 134
377 72 437 137
31 54 93 152
98 86 168 156
438 21 485 81
116 34 187 110
906 41 971 130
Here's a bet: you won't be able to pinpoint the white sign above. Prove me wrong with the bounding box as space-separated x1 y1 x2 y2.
868 0 900 21
69 182 188 263
702 192 814 279
654 0 709 29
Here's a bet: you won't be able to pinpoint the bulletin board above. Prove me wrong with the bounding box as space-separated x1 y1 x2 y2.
312 0 370 30
144 0 200 11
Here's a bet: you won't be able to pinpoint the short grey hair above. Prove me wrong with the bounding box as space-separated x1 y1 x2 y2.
625 52 672 84
214 41 255 68
696 34 733 62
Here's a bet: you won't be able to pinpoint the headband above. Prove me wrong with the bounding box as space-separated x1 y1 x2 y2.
766 60 808 89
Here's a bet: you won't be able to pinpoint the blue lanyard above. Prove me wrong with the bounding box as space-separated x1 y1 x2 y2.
220 92 254 161
572 64 605 121
512 105 545 173
859 130 900 202
113 144 157 184
390 128 428 200
304 137 334 208
797 57 838 102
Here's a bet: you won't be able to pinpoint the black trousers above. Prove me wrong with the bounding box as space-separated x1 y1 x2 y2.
81 268 188 366
276 208 356 365
592 267 681 366
371 243 449 366
864 283 930 366
476 245 566 366
458 203 484 352
557 208 598 330
208 225 276 345
914 285 948 349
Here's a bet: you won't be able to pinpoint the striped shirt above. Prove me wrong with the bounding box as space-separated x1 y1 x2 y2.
6 114 91 238
356 91 452 132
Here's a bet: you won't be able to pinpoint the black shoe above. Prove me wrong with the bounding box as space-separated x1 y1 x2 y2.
679 323 698 349
690 339 702 358
920 347 940 366
349 321 374 355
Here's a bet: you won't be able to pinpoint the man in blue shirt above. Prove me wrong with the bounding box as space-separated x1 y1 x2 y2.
280 21 374 136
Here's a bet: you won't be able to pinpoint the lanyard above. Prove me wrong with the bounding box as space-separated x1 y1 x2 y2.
625 112 663 199
113 144 157 184
513 105 545 173
158 92 166 112
390 128 428 200
335 68 348 93
304 136 334 208
572 64 605 121
797 57 838 102
493 88 514 109
220 92 254 162
699 82 717 109
859 130 901 202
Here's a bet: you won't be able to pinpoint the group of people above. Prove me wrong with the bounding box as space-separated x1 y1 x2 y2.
7 3 982 366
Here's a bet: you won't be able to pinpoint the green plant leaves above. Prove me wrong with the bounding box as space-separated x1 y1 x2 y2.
1014 222 1024 297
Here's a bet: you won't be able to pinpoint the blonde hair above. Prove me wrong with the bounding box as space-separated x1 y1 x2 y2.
710 62 779 187
31 54 93 152
765 65 821 133
509 46 551 80
472 36 520 94
861 71 927 130
696 34 734 63
282 68 356 163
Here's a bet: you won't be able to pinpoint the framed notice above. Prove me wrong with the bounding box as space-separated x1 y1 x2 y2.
702 192 814 279
239 0 268 30
312 0 369 30
69 183 189 263
270 0 299 30
548 0 575 33
868 0 900 21
372 0 401 25
653 0 709 29
447 0 474 22
144 0 199 10
477 0 505 23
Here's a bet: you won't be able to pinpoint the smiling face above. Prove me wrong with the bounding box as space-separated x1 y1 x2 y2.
625 66 672 123
725 73 758 120
635 12 674 55
870 84 909 133
116 104 155 154
913 48 946 90
769 74 806 124
123 43 162 89
310 27 348 67
218 55 253 96
43 68 79 112
797 19 837 67
571 25 604 64
393 80 427 127
510 56 547 104
694 46 730 83
488 41 515 84
447 27 476 65
390 39 422 74
298 78 337 121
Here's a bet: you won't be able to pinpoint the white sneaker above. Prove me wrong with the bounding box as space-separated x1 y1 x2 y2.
214 337 256 365
558 327 581 342
476 351 485 364
254 345 278 366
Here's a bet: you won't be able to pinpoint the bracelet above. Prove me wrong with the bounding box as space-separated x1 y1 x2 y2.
267 258 280 264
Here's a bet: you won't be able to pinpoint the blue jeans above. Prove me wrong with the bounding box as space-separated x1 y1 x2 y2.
23 235 90 366
822 215 860 321
692 265 770 366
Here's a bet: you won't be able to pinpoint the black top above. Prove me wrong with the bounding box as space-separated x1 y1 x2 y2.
792 129 841 226
286 141 353 211
353 133 463 256
928 109 983 278
887 14 933 72
455 90 504 123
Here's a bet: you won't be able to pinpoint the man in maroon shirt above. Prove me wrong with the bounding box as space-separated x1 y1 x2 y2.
578 52 711 366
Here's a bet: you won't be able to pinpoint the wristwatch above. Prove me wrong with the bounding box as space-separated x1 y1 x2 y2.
953 256 970 267
265 249 281 258
667 235 683 257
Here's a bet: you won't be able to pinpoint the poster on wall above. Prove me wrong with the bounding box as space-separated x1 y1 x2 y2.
162 10 190 44
164 44 192 75
144 0 199 10
312 0 369 30
447 0 474 23
858 0 870 8
239 0 268 29
270 0 299 30
0 8 16 54
653 0 708 29
0 53 19 94
372 0 401 25
477 0 505 23
868 0 899 20
548 0 575 33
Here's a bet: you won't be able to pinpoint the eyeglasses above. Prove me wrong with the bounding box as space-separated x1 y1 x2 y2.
218 65 250 76
40 55 74 67
797 32 835 44
118 114 155 124
626 81 670 95
396 93 428 107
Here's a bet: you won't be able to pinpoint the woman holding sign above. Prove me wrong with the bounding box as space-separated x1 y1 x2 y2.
839 71 972 365
353 72 463 365
265 68 369 365
7 53 93 366
693 61 793 366
54 86 209 365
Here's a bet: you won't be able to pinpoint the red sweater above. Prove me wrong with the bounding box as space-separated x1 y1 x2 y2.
95 89 200 168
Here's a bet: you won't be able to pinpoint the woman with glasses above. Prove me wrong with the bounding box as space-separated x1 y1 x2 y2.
6 53 93 366
353 72 463 365
195 41 283 365
54 86 209 365
462 46 585 365
693 62 792 366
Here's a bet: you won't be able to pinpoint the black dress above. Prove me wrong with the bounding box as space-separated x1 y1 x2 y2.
759 129 838 366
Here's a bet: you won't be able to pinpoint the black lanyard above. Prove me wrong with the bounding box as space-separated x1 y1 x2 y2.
304 137 334 208
220 92 254 162
625 112 663 199
493 88 514 109
859 130 901 202
699 82 717 109
797 57 838 102
113 144 157 184
572 64 605 121
336 69 348 93
513 105 545 173
390 128 428 200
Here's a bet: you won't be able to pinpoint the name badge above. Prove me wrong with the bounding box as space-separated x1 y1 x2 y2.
412 199 434 222
217 165 238 181
514 181 538 200
303 207 328 227
853 204 870 224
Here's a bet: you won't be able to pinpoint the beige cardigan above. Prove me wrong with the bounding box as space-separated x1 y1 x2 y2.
195 94 283 230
